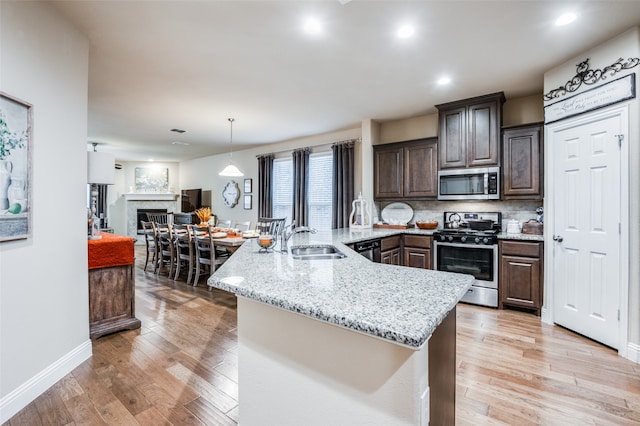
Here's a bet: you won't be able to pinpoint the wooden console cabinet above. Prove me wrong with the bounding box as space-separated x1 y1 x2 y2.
88 233 141 340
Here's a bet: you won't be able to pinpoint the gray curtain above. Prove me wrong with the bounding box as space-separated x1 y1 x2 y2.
292 148 310 227
332 141 354 229
257 154 274 218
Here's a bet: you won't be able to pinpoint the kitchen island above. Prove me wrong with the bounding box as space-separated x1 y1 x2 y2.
208 228 473 425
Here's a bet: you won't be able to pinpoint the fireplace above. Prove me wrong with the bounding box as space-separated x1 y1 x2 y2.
136 208 167 233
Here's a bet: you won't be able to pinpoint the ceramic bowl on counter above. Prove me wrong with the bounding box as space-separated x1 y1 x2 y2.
415 221 438 230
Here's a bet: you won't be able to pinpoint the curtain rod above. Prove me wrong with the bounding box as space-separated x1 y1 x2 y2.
256 137 360 158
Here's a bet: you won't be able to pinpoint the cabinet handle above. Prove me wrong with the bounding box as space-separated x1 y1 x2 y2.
552 235 563 243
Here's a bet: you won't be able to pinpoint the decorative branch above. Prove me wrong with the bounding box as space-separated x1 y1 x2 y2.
544 57 640 101
0 110 27 160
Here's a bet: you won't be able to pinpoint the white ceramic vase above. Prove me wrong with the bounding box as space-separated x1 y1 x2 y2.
0 160 12 210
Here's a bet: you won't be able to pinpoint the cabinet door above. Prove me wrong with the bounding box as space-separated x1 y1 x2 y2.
438 107 467 169
467 100 500 167
404 141 438 198
502 124 543 199
500 255 541 311
381 248 401 265
374 147 403 199
403 247 432 269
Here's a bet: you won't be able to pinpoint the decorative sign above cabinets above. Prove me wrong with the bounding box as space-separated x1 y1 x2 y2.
545 73 636 124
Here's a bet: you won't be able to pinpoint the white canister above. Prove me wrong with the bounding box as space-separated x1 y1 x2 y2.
506 220 522 234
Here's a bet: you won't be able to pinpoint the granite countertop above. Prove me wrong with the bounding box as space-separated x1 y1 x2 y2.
208 228 473 349
497 232 544 241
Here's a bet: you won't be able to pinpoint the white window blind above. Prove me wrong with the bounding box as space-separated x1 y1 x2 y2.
270 151 334 231
272 157 292 224
308 151 333 231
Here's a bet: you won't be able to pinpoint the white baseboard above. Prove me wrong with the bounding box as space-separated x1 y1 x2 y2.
0 339 92 423
626 341 640 363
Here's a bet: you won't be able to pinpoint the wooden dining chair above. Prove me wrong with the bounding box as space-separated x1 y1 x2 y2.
234 220 251 231
140 220 157 272
147 212 174 227
191 225 226 287
154 221 175 277
216 218 233 229
173 224 195 284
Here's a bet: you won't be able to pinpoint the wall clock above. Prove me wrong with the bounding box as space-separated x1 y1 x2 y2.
222 180 240 207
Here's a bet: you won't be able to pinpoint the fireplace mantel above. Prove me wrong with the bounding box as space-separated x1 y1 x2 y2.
123 193 178 201
123 195 179 243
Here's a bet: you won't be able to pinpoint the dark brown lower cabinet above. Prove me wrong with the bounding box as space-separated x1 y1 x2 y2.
499 240 543 316
402 234 432 269
381 235 401 265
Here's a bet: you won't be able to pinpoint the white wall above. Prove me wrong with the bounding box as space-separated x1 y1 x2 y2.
543 26 640 358
0 2 92 421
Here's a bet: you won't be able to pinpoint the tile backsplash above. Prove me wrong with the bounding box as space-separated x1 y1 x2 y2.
375 200 543 231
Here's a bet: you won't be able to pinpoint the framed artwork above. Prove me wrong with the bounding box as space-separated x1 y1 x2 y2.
244 194 252 210
135 167 168 192
0 92 32 242
244 178 252 193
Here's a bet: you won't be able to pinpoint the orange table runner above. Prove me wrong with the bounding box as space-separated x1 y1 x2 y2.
88 232 135 270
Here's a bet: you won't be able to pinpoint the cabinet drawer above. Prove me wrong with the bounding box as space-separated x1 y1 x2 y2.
500 240 541 258
381 235 401 251
403 235 432 249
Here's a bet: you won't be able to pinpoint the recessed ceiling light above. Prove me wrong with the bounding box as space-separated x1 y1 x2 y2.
555 12 576 26
304 18 322 35
148 159 154 162
397 25 415 39
172 141 190 146
170 128 187 133
437 76 452 85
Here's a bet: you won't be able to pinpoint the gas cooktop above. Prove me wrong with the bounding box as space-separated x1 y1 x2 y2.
433 211 502 245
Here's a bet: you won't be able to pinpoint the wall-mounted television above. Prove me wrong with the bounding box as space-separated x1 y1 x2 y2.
181 188 201 212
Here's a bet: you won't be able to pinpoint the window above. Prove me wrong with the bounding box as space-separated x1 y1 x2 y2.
270 151 334 231
308 152 333 231
272 157 293 224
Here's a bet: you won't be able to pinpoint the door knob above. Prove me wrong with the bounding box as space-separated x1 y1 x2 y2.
553 235 563 242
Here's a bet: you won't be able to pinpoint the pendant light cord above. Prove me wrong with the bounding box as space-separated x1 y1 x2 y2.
228 117 235 160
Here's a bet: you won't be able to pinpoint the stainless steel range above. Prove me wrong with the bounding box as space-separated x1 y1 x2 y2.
433 212 501 308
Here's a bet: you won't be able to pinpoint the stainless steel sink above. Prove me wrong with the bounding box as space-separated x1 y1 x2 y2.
290 245 346 260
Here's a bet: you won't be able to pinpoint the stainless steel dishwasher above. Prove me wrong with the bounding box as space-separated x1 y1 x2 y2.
353 239 381 263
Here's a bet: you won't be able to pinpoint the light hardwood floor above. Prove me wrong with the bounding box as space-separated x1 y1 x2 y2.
4 247 640 425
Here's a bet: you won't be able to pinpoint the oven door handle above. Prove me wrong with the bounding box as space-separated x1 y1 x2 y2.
434 241 497 250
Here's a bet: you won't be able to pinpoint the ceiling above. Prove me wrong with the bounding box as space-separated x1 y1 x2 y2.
50 1 640 162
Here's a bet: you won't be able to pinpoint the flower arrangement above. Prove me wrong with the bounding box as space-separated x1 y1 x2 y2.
194 207 212 223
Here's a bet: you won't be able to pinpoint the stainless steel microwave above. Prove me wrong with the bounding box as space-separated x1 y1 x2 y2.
438 167 500 200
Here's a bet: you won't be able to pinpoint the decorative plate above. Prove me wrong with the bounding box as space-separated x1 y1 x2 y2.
381 202 414 225
222 180 240 207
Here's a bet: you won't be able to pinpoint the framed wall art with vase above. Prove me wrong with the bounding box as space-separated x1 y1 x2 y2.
0 92 32 242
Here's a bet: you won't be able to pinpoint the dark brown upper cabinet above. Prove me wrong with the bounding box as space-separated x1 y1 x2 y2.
436 92 505 169
374 138 438 200
502 123 543 200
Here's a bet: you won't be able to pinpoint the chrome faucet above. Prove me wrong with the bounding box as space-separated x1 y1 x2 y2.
280 224 317 252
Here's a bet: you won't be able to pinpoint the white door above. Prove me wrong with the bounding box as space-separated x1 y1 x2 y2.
550 108 623 349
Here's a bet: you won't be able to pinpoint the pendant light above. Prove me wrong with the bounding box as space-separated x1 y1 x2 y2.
219 117 244 176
